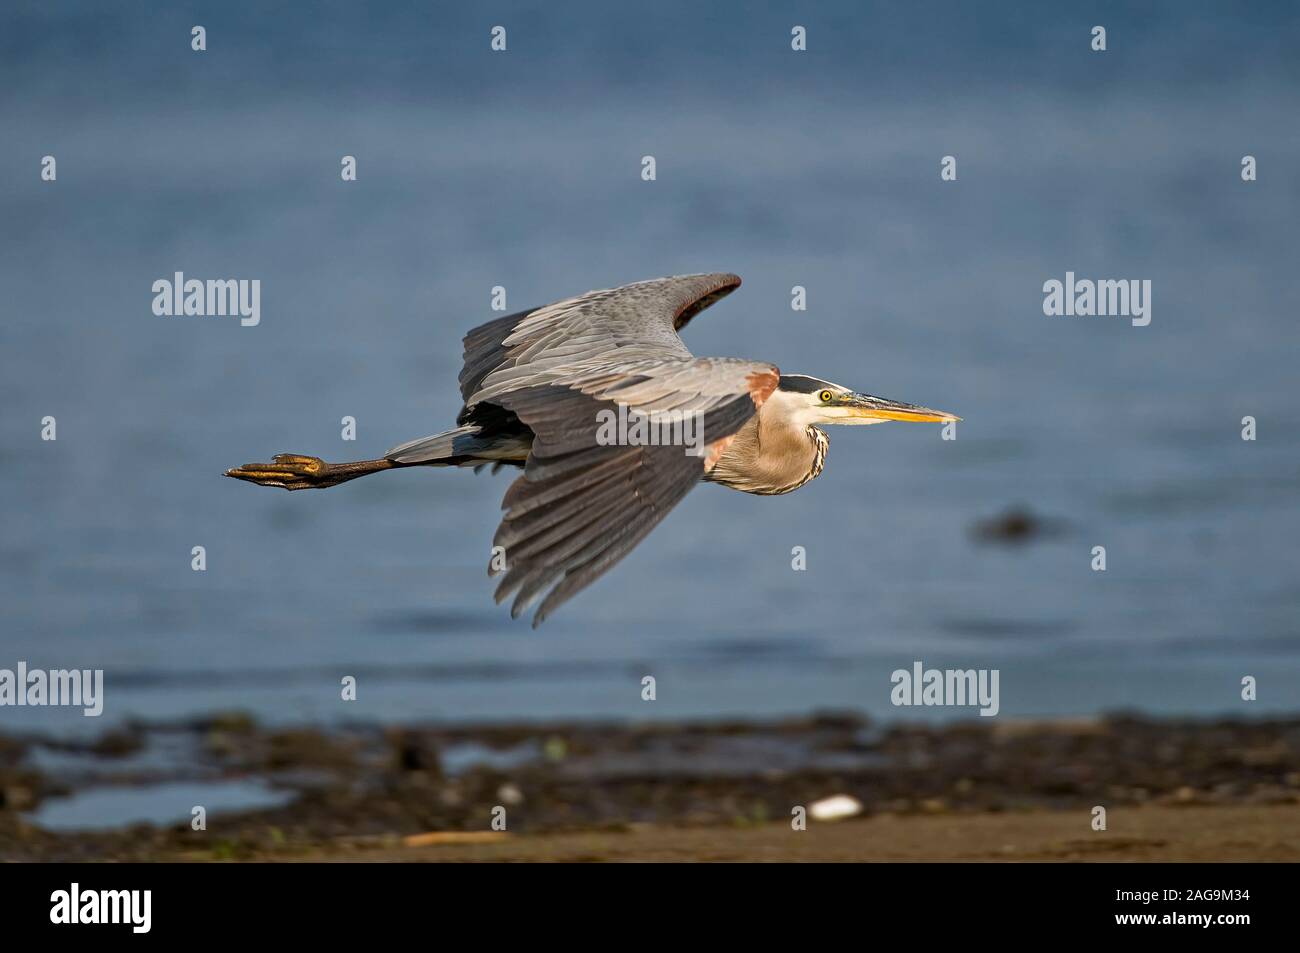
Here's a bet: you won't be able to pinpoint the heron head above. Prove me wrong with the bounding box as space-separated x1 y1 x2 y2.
775 374 960 427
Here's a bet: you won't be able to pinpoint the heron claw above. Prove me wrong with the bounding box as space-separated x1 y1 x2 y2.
225 453 329 490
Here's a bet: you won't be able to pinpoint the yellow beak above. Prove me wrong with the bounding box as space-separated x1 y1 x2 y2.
845 393 960 423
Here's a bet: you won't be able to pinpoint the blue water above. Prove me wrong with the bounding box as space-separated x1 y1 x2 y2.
2 1 1298 736
26 780 293 832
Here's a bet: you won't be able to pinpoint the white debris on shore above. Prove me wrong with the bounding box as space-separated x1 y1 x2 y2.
809 794 863 822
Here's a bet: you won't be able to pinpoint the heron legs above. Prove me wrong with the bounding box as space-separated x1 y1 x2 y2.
224 453 398 490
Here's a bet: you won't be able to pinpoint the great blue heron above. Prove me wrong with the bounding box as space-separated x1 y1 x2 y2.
226 273 958 624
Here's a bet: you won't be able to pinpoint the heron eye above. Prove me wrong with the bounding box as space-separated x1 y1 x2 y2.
819 390 833 403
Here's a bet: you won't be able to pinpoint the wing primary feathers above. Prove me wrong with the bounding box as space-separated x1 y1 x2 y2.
439 274 780 623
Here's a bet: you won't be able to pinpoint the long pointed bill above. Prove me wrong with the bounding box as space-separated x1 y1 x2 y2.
845 393 960 423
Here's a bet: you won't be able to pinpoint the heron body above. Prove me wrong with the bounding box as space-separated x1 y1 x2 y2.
227 273 957 624
703 382 831 496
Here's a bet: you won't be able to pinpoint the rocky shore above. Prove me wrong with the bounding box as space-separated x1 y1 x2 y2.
2 712 1297 861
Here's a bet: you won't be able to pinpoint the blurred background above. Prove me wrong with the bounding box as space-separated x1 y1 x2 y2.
2 0 1298 739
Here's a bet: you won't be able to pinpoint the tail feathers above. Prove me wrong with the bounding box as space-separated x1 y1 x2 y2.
386 425 529 467
386 425 480 464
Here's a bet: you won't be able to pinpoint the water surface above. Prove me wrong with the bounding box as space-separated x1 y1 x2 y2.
2 1 1297 734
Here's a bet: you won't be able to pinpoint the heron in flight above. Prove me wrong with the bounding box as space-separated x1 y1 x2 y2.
227 274 958 625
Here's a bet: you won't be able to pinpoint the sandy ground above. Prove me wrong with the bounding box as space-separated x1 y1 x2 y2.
283 804 1300 862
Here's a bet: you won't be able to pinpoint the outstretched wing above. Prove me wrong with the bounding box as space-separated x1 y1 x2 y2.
459 273 742 410
490 357 778 626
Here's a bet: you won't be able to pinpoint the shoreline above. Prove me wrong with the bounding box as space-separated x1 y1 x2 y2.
3 711 1297 862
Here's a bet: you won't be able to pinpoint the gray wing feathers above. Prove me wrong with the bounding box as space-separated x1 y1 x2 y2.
459 273 742 408
395 273 770 623
403 273 742 465
488 358 774 626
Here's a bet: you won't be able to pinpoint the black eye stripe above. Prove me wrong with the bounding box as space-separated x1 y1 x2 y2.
778 374 834 394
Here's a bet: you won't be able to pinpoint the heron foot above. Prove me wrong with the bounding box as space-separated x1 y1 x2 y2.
224 453 333 490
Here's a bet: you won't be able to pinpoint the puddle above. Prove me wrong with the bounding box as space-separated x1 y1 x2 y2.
439 740 539 776
25 780 295 832
25 730 205 783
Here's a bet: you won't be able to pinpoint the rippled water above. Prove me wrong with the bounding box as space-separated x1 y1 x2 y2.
2 2 1298 734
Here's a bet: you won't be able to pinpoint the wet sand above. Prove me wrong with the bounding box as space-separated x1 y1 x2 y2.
294 803 1300 862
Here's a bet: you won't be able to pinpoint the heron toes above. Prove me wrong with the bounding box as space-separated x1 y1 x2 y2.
271 453 327 472
224 453 329 490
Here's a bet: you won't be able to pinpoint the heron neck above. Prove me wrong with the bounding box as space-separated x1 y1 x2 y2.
707 410 826 495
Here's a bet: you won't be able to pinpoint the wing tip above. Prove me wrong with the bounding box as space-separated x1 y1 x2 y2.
672 273 743 331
